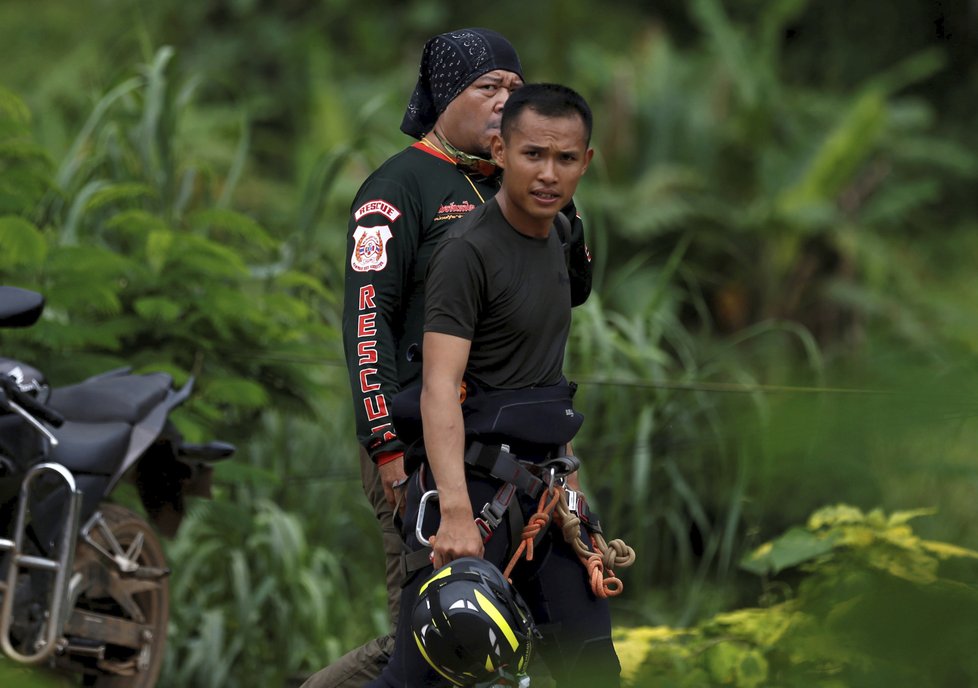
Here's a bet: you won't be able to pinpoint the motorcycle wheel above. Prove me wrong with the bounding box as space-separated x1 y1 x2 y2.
75 503 169 688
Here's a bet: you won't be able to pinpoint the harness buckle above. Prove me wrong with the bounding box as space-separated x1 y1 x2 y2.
565 489 591 523
480 482 517 529
565 488 580 514
476 481 518 546
479 503 504 530
474 517 494 543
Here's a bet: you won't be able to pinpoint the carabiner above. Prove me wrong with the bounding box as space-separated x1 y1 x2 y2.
415 490 439 547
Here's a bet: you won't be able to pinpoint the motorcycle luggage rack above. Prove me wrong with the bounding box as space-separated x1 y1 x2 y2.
0 462 82 664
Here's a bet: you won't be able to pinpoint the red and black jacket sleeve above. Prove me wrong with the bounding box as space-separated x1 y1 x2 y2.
342 173 420 464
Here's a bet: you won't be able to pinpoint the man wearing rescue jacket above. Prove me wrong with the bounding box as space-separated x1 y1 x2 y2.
303 28 592 687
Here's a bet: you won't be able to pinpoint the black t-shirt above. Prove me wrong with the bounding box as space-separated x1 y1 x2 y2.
424 197 571 389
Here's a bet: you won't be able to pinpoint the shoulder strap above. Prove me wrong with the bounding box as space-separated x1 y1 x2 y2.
554 211 572 267
554 210 571 245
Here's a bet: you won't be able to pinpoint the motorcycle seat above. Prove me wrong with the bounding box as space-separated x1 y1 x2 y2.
48 372 173 425
48 420 133 475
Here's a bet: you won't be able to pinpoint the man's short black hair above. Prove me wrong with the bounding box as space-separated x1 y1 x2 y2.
501 83 593 145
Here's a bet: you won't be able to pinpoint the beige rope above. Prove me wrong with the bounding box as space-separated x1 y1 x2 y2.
503 485 636 597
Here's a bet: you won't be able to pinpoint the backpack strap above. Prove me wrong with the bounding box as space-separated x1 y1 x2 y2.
554 211 572 268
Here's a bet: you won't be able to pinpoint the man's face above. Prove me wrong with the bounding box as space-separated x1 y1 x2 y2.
436 70 523 157
491 108 593 236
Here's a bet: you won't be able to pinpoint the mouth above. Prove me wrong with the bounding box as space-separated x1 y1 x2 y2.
531 189 561 205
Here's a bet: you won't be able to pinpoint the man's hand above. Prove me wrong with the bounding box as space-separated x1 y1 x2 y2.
431 508 484 569
378 454 408 516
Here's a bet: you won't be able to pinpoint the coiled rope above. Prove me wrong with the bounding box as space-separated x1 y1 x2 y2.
502 485 635 598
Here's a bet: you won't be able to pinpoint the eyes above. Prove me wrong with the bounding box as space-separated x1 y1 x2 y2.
523 149 579 163
475 79 523 95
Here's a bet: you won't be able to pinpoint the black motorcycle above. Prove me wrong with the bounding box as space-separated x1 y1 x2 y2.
0 286 234 686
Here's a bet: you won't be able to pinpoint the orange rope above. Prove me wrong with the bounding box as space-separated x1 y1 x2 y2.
502 488 561 579
502 484 635 597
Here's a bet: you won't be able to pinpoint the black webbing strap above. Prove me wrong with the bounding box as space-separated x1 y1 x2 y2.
555 210 572 268
476 481 526 557
402 546 433 575
463 441 545 499
507 495 524 561
478 482 517 533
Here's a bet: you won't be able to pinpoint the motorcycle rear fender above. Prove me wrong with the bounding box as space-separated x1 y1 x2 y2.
127 380 238 538
133 455 209 538
103 377 194 497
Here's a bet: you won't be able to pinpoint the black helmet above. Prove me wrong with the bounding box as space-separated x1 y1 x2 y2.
412 557 536 686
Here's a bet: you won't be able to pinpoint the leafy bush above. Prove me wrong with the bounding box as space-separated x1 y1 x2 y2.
0 661 73 688
1 50 353 686
616 504 978 687
161 493 387 687
561 0 978 629
0 49 333 442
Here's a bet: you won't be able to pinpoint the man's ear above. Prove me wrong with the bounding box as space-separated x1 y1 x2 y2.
581 147 594 175
490 133 505 168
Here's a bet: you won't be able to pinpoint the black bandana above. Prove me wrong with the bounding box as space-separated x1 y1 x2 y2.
400 28 523 139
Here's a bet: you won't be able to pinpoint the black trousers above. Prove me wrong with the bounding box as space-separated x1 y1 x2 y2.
367 464 621 687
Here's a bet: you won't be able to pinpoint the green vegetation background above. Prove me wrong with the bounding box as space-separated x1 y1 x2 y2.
1 0 977 685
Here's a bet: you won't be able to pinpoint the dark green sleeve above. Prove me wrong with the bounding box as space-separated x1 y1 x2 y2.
341 174 420 461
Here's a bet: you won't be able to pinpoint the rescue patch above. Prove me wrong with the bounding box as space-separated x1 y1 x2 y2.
351 225 394 272
355 199 402 222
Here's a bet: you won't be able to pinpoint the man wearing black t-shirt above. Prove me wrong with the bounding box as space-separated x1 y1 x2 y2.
368 83 620 687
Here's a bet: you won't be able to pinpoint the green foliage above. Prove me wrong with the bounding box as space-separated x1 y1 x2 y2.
742 504 978 582
161 496 386 688
559 0 978 632
0 48 334 441
159 407 385 687
575 0 974 342
0 216 47 268
2 2 977 686
617 505 978 687
0 662 74 688
0 87 54 218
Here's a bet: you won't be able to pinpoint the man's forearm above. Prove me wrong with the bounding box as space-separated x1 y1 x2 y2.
421 378 484 565
420 384 470 515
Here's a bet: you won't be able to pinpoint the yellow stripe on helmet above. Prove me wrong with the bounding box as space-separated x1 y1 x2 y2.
419 565 453 595
414 632 465 686
474 589 519 651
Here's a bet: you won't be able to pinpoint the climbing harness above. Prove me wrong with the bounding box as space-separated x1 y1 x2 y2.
411 442 636 597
